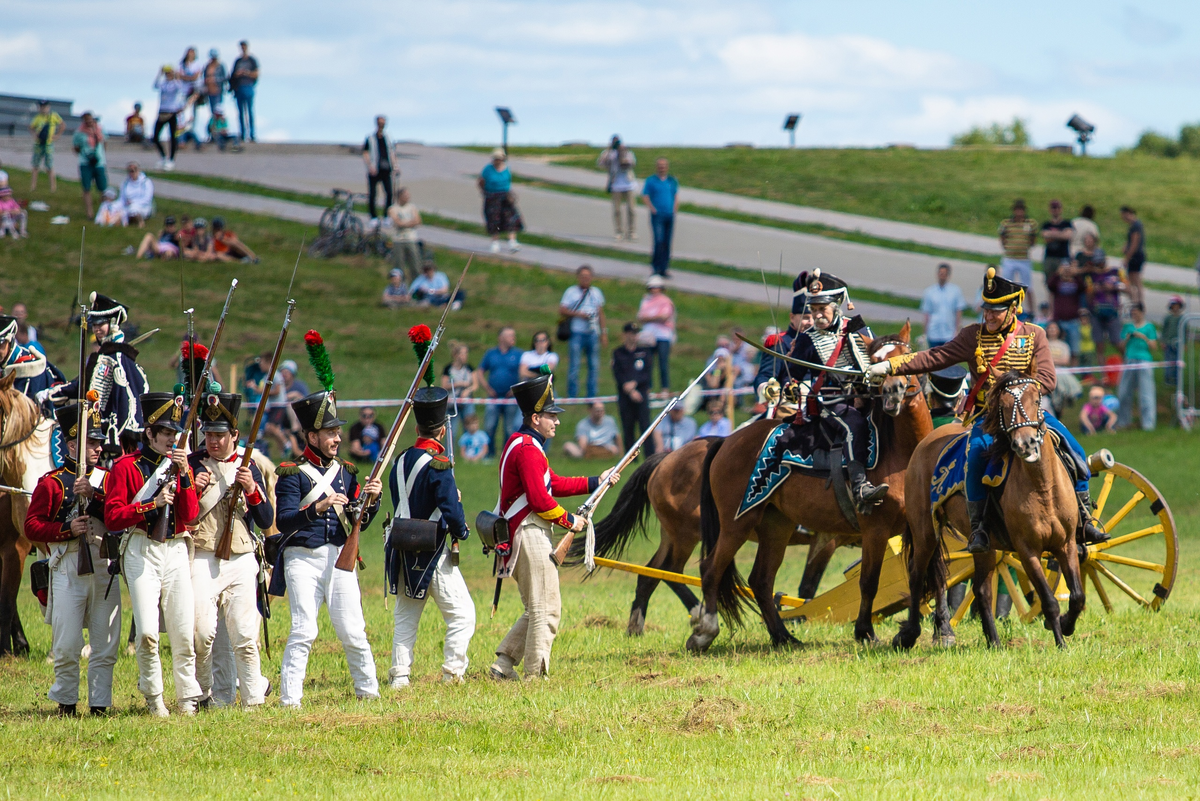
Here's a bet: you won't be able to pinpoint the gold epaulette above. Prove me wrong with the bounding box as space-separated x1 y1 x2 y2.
425 448 452 469
340 459 359 475
276 462 300 477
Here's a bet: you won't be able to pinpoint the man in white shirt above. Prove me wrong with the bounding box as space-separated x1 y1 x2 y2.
1069 204 1100 259
119 163 154 227
558 265 608 398
597 136 637 240
387 188 422 280
562 402 620 459
919 263 968 347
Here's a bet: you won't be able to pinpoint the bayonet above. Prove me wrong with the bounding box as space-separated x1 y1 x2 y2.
735 332 866 378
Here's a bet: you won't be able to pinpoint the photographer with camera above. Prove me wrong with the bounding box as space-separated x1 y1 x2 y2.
72 112 107 219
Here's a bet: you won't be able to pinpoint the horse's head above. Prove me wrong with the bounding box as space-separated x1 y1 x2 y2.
985 371 1046 462
868 321 916 417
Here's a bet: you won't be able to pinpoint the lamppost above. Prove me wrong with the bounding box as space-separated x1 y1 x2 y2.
496 107 516 155
783 113 801 148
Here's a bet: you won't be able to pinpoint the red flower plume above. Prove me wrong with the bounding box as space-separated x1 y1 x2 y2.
181 340 209 360
408 324 432 344
304 330 324 347
764 333 783 348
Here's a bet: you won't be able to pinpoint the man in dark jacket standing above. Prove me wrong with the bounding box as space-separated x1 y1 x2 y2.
612 322 656 457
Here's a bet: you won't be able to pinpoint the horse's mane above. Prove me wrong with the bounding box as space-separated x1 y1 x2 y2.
0 386 41 487
864 333 913 451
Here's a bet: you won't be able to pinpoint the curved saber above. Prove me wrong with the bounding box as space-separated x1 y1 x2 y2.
734 332 865 377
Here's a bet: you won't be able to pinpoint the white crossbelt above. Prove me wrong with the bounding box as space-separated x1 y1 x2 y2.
298 460 353 536
131 459 172 506
395 453 440 523
195 449 246 521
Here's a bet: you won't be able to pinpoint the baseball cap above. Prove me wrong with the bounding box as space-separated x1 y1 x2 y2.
645 275 665 289
622 322 640 333
1169 295 1185 308
389 268 403 278
193 217 208 228
280 359 298 374
491 148 506 160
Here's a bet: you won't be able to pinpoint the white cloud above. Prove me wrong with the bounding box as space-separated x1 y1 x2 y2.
1122 5 1182 47
0 32 42 70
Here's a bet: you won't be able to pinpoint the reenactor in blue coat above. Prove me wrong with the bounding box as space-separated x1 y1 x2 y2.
385 386 475 689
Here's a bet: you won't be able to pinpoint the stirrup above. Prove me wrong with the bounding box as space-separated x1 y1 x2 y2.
854 481 889 506
1077 492 1109 545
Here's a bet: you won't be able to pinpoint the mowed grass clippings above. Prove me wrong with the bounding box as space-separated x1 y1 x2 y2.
496 145 1200 270
1 174 1199 799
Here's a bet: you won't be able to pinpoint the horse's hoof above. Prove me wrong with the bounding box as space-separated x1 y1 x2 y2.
854 629 878 645
772 633 804 650
686 608 719 653
891 631 917 650
685 633 713 653
932 633 956 648
626 608 646 637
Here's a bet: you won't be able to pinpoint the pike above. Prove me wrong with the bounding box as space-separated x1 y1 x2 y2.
74 228 95 576
550 357 720 568
148 279 239 543
734 332 866 378
334 257 472 572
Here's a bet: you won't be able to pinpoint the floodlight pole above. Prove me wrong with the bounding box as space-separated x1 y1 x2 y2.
496 107 516 156
783 113 801 149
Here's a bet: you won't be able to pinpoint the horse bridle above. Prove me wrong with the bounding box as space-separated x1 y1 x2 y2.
1000 378 1045 443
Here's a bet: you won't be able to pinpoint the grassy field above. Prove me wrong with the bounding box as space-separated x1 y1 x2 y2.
495 145 1200 269
1 174 1199 799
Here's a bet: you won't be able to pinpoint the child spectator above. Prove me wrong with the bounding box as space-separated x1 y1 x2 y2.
208 110 238 152
211 217 258 262
0 172 29 238
381 268 409 309
125 103 145 143
1079 385 1117 435
135 215 181 259
1163 296 1185 388
1117 303 1158 431
697 399 732 438
184 217 216 261
457 415 489 463
94 188 127 227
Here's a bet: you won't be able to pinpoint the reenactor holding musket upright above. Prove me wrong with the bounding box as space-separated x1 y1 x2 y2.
24 403 119 716
189 391 273 708
385 386 475 689
104 390 202 716
489 373 610 681
270 332 382 708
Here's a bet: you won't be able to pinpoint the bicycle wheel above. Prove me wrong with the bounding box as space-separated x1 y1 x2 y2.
308 233 341 259
339 214 364 254
318 208 339 236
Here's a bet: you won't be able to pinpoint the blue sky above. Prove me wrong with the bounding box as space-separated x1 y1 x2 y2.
4 0 1197 151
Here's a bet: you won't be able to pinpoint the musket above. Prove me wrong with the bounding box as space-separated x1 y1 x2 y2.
734 332 866 378
335 257 471 572
446 396 461 569
74 229 95 576
148 279 239 543
551 358 719 567
0 483 32 496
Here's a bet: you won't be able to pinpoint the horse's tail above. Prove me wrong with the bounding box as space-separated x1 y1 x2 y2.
565 451 667 567
922 509 949 601
699 436 748 628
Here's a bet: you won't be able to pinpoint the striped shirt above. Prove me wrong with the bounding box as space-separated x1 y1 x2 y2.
998 217 1038 259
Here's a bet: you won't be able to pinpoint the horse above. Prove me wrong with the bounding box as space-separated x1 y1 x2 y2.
570 438 840 636
689 324 931 651
893 371 1084 649
0 372 55 656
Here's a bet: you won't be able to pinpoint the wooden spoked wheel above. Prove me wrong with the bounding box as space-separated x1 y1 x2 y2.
942 461 1178 627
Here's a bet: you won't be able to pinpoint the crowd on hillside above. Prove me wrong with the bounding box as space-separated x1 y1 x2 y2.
921 198 1188 433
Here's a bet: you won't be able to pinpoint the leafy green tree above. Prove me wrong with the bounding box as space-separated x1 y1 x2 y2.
951 117 1031 148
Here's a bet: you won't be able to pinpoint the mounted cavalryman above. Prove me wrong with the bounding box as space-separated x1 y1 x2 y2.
385 385 474 689
927 365 968 428
0 312 63 401
768 269 888 508
869 267 1107 553
270 332 382 708
24 402 119 716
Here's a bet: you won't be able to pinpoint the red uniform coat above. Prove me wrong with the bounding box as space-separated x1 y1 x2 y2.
498 427 598 530
104 446 199 535
25 460 106 543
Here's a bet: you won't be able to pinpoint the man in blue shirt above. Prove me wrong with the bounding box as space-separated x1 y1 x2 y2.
641 158 679 277
475 326 524 456
409 262 465 309
920 263 968 347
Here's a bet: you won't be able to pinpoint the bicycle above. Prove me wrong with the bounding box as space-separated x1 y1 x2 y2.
310 189 366 257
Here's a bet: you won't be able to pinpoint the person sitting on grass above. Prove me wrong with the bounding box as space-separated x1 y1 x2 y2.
119 162 154 227
697 399 732 438
381 268 410 309
135 215 181 260
457 414 489 463
0 172 30 238
348 407 381 463
208 110 239 152
1079 384 1117 435
183 217 218 261
562 401 621 459
410 261 464 309
94 188 127 227
211 217 259 262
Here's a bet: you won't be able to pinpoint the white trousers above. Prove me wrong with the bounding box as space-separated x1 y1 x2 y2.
192 551 265 707
280 543 378 706
47 542 121 707
124 533 201 703
389 552 476 681
212 616 238 706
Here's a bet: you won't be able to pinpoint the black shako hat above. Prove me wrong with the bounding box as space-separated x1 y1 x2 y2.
87 292 129 326
291 390 346 432
199 391 242 432
55 402 105 441
981 266 1026 312
413 386 450 430
929 365 969 400
0 315 16 344
142 390 187 432
792 268 849 314
512 374 565 417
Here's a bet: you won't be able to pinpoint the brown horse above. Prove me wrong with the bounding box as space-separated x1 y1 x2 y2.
570 438 839 636
894 371 1084 649
689 324 931 650
0 372 55 656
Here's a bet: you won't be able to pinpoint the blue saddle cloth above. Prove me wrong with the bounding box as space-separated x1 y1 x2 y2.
929 431 1009 516
737 418 878 519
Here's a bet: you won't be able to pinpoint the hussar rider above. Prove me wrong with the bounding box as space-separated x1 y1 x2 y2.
24 402 119 716
869 267 1107 552
188 390 274 708
270 330 382 708
767 269 887 508
0 311 63 401
386 385 475 688
45 293 149 459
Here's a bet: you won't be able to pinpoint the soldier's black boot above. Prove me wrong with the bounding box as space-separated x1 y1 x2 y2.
848 461 888 507
966 500 990 554
1077 491 1108 546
